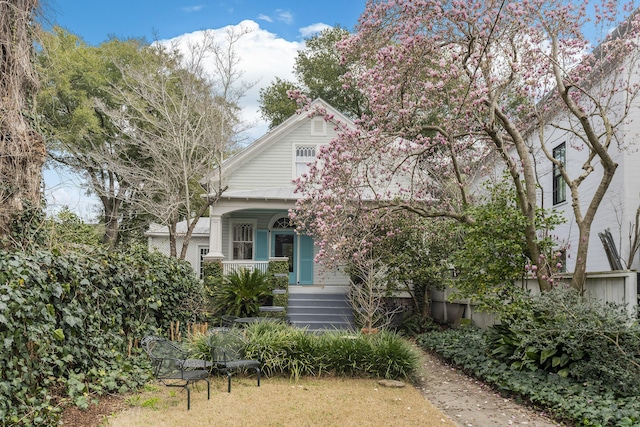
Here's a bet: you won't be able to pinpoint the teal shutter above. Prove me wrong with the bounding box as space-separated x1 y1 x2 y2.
298 235 314 285
255 230 268 261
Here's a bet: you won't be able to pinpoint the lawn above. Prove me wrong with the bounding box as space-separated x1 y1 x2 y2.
105 376 456 427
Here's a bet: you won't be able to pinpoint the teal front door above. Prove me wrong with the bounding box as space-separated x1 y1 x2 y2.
271 232 314 285
272 231 295 284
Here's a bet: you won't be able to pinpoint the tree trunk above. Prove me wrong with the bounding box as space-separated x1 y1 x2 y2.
490 107 553 292
99 192 122 248
103 209 120 248
168 221 177 258
178 202 213 260
0 0 45 246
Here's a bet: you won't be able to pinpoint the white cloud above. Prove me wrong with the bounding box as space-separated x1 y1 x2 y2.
299 23 331 38
182 5 204 13
275 9 294 25
44 168 99 222
163 20 303 141
257 14 273 23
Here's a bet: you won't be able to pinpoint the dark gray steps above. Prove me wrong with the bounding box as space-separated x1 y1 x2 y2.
287 306 352 315
287 292 355 331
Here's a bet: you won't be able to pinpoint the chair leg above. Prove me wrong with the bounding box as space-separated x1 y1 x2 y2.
206 378 210 400
256 368 260 387
227 372 232 393
186 385 191 410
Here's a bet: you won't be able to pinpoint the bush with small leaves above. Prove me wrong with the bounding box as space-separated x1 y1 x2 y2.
0 246 205 425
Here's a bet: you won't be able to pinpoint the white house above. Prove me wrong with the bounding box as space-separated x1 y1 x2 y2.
531 117 640 274
148 99 353 291
527 48 640 274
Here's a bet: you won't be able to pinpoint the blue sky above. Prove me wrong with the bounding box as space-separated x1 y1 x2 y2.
48 0 366 45
44 0 367 220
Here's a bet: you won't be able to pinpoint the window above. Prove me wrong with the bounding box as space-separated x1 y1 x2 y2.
295 145 316 177
199 246 209 279
272 216 293 229
232 222 254 260
552 143 566 205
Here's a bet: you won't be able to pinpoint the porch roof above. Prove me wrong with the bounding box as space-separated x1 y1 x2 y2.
220 187 300 201
146 217 210 237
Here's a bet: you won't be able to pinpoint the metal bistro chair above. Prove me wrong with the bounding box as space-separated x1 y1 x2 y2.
221 314 239 328
208 328 260 393
141 335 211 410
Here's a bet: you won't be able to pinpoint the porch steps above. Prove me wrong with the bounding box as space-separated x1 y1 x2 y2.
287 292 355 331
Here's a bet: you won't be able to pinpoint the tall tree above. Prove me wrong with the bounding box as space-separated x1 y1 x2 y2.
37 28 146 247
0 0 46 247
294 0 640 292
259 26 366 128
98 28 249 258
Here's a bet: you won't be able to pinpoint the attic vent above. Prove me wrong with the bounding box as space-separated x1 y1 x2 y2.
311 117 326 135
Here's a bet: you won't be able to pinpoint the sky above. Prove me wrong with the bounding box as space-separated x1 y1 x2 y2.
42 0 367 221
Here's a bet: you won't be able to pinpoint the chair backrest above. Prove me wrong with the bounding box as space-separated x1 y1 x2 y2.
208 329 247 363
141 335 162 357
141 336 187 378
221 315 238 327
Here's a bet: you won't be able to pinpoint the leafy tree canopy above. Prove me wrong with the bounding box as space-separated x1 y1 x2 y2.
258 26 366 128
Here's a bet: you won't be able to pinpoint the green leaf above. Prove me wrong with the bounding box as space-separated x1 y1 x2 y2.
552 352 570 368
53 328 65 341
540 348 556 364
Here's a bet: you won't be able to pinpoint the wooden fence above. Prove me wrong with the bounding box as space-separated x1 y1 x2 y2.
431 270 639 328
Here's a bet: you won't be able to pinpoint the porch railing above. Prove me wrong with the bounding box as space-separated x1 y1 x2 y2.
222 261 270 276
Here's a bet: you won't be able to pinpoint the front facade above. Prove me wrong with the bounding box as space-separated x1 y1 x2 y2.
186 99 353 290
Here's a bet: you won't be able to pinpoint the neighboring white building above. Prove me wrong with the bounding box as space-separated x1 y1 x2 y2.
147 218 210 278
531 119 640 273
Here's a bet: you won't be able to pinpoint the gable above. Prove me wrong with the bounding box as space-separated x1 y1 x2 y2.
225 117 334 191
214 100 353 195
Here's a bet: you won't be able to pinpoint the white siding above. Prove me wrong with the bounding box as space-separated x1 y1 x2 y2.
312 243 350 286
225 119 341 191
147 235 209 275
527 65 640 272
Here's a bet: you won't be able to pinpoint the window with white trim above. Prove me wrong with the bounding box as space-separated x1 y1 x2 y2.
295 145 316 177
199 246 209 279
232 222 254 260
552 143 566 205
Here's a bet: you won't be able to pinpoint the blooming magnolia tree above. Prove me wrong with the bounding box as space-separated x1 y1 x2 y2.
294 0 640 292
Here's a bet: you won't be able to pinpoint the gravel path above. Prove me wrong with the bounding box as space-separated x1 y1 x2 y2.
417 351 563 426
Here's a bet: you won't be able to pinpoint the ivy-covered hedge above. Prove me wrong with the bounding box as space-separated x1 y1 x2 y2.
419 328 640 426
0 247 205 426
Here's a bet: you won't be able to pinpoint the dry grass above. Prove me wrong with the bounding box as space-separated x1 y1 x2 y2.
106 376 456 427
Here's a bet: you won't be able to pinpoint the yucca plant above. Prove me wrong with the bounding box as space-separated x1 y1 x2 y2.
210 268 272 317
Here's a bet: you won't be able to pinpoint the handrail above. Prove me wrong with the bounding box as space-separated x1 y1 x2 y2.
222 261 269 275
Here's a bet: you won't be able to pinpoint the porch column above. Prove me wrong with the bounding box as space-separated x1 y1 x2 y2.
203 213 224 261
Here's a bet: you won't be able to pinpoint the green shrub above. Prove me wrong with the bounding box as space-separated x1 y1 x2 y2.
486 286 640 397
187 322 421 381
208 268 272 317
0 246 205 426
419 328 640 426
